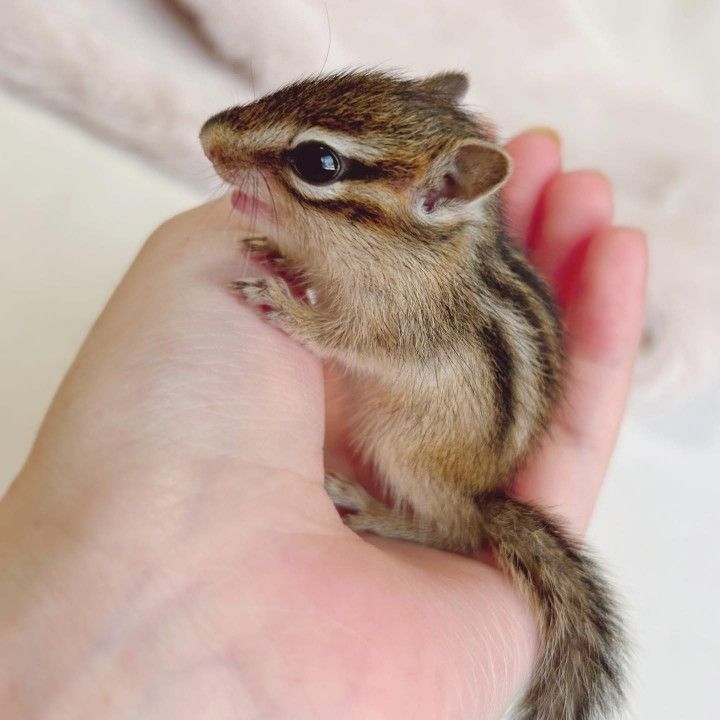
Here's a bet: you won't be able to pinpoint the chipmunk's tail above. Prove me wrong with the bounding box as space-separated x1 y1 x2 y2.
474 491 627 720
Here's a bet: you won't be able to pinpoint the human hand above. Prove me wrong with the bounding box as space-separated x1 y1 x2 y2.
0 130 646 720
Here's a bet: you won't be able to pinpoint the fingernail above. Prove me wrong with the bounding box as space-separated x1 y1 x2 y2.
526 126 561 146
586 169 612 188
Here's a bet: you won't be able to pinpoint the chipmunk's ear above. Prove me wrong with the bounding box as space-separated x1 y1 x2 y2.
422 140 511 212
420 72 469 103
450 140 512 200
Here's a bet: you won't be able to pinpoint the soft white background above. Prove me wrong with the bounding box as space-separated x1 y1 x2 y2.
1 2 719 718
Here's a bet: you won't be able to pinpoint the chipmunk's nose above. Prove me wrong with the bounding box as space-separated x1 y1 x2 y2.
199 114 225 158
199 111 240 168
199 112 254 187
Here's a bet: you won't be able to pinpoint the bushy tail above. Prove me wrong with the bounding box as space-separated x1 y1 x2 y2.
474 491 627 720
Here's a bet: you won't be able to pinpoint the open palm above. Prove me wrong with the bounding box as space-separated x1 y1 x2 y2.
0 131 646 720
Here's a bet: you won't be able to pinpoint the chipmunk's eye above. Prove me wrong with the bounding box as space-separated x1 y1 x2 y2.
287 142 343 184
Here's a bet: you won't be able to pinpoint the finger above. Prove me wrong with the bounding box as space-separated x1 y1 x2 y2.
513 227 648 534
502 129 562 247
530 171 613 289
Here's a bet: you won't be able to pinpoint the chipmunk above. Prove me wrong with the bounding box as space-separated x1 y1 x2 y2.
200 70 626 719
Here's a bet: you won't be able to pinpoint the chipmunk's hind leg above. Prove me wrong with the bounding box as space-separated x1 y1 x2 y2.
324 473 448 550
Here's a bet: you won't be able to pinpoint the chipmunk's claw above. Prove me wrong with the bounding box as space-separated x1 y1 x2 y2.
230 277 270 306
239 236 269 253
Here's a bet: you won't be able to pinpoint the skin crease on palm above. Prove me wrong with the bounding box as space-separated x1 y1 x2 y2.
0 131 646 720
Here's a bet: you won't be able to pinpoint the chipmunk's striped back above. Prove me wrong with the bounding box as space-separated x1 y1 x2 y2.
472 217 564 469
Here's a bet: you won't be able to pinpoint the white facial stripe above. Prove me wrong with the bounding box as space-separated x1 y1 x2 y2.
292 128 385 162
287 174 348 200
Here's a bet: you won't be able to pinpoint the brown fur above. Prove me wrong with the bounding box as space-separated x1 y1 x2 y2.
201 70 626 719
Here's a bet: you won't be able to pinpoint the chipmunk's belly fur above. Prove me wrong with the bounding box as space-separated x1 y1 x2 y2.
347 328 549 535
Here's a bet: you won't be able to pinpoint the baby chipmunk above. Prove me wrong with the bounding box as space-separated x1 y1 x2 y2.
200 70 626 719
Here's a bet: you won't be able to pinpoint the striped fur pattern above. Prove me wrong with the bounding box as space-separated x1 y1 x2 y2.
200 70 626 719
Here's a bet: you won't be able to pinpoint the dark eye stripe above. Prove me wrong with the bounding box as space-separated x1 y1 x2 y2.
341 157 384 181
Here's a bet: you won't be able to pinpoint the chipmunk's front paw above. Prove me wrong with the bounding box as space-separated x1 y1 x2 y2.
231 277 287 312
230 273 322 346
231 277 270 306
239 236 287 270
231 276 301 333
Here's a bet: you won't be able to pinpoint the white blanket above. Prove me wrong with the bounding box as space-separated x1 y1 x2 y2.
2 0 718 406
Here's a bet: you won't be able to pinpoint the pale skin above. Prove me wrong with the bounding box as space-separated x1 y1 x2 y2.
0 130 646 720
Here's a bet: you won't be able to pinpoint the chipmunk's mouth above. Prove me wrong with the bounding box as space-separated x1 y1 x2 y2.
230 189 273 220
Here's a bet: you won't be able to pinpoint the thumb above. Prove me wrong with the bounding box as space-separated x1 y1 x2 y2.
24 197 325 492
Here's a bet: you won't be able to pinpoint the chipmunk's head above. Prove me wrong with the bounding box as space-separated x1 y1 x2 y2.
200 70 511 246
